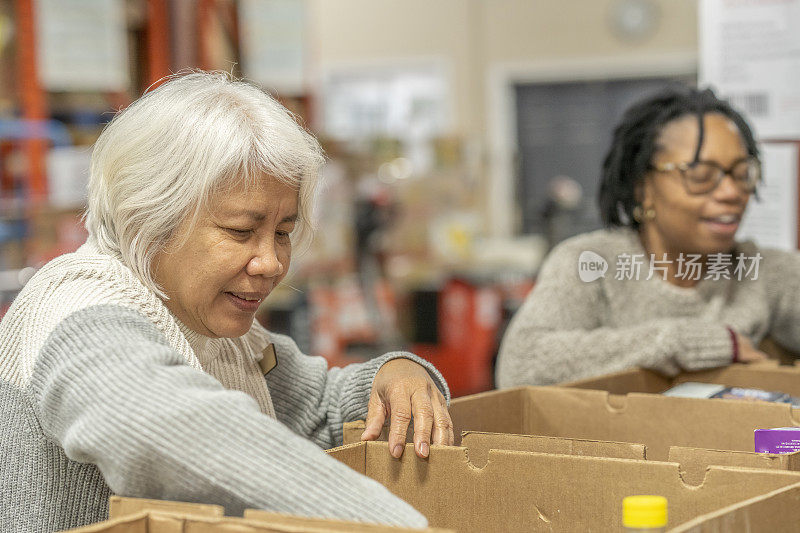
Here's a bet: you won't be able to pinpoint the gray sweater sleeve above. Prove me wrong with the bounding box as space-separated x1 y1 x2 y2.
496 241 733 387
29 305 428 527
265 328 450 450
762 247 800 352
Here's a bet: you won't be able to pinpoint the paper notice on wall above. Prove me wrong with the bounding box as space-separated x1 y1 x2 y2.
322 63 450 171
35 0 129 92
47 146 91 209
699 0 800 139
738 143 799 250
239 0 306 94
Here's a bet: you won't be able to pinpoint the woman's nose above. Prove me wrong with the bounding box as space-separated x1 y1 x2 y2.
712 173 747 202
247 244 284 277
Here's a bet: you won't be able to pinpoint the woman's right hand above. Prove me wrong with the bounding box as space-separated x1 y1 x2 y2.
737 333 769 363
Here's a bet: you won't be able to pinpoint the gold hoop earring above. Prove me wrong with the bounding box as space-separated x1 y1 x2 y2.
633 206 655 222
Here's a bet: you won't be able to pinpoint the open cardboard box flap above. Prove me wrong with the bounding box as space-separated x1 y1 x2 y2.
63 496 452 532
109 496 225 519
327 440 800 532
562 362 800 396
670 482 800 532
342 422 800 474
450 386 800 460
343 385 800 467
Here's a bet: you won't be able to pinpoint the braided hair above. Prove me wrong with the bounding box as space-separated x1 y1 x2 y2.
598 86 759 229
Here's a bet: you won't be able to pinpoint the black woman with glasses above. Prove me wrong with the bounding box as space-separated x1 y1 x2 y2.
495 86 800 388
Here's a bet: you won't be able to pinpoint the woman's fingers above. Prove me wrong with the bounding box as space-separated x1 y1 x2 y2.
431 394 454 446
361 391 387 441
386 388 413 458
370 358 452 457
411 389 434 458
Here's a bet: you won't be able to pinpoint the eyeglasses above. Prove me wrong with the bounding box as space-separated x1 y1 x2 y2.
648 157 761 195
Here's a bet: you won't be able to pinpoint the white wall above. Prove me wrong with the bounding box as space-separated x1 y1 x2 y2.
308 0 699 234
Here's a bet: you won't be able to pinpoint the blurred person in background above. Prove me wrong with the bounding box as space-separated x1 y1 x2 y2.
0 71 453 531
541 174 584 251
496 86 800 387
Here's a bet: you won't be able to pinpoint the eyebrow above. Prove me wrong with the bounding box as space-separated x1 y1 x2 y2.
221 210 298 224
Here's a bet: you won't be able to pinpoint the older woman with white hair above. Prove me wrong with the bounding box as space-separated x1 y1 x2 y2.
0 71 452 531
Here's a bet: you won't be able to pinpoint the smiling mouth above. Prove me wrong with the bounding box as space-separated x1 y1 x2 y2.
702 214 741 224
700 214 742 237
224 292 269 312
227 292 265 303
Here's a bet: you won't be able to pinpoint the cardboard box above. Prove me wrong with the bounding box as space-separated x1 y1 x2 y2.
671 482 800 532
346 426 800 478
562 362 800 397
343 386 800 465
459 431 800 474
326 441 800 532
63 496 452 532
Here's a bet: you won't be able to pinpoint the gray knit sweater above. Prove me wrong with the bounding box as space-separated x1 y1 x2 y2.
0 241 449 532
496 228 800 387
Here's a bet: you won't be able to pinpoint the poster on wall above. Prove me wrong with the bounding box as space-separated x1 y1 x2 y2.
239 0 306 94
700 0 800 140
738 143 799 250
46 146 91 209
322 63 450 171
35 0 128 92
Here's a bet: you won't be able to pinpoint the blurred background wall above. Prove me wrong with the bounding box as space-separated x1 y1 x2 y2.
0 0 797 396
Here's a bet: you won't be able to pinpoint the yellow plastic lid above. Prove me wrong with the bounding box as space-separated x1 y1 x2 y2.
623 495 668 528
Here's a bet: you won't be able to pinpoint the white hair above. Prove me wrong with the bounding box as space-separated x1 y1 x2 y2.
86 71 325 297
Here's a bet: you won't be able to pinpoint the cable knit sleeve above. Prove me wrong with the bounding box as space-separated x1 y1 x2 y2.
29 305 428 527
496 235 734 387
260 324 449 450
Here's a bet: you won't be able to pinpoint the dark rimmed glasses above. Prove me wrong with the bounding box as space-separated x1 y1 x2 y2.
648 157 761 195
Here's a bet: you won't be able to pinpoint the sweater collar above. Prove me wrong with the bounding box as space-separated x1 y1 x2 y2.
170 312 268 369
172 314 212 361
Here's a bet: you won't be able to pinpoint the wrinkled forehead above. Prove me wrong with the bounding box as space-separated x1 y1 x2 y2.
199 172 299 216
214 170 298 198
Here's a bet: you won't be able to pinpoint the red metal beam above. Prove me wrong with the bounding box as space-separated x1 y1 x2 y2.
196 0 216 70
146 0 171 87
14 0 47 198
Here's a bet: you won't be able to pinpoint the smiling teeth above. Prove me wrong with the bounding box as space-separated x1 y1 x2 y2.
714 215 738 223
235 294 262 301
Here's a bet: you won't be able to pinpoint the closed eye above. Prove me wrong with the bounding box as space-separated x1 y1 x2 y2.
225 228 254 238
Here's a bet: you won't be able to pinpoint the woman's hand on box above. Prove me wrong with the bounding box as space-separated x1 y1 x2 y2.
361 358 454 459
737 333 769 363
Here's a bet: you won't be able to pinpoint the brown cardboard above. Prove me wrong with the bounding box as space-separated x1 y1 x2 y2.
346 425 800 481
108 496 224 518
458 432 800 478
563 362 800 396
327 440 800 532
671 482 800 532
65 496 451 533
668 446 800 472
343 386 800 466
459 430 647 466
462 433 800 471
447 386 800 460
243 510 452 532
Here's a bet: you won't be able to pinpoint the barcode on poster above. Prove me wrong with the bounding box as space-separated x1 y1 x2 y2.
727 92 770 117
